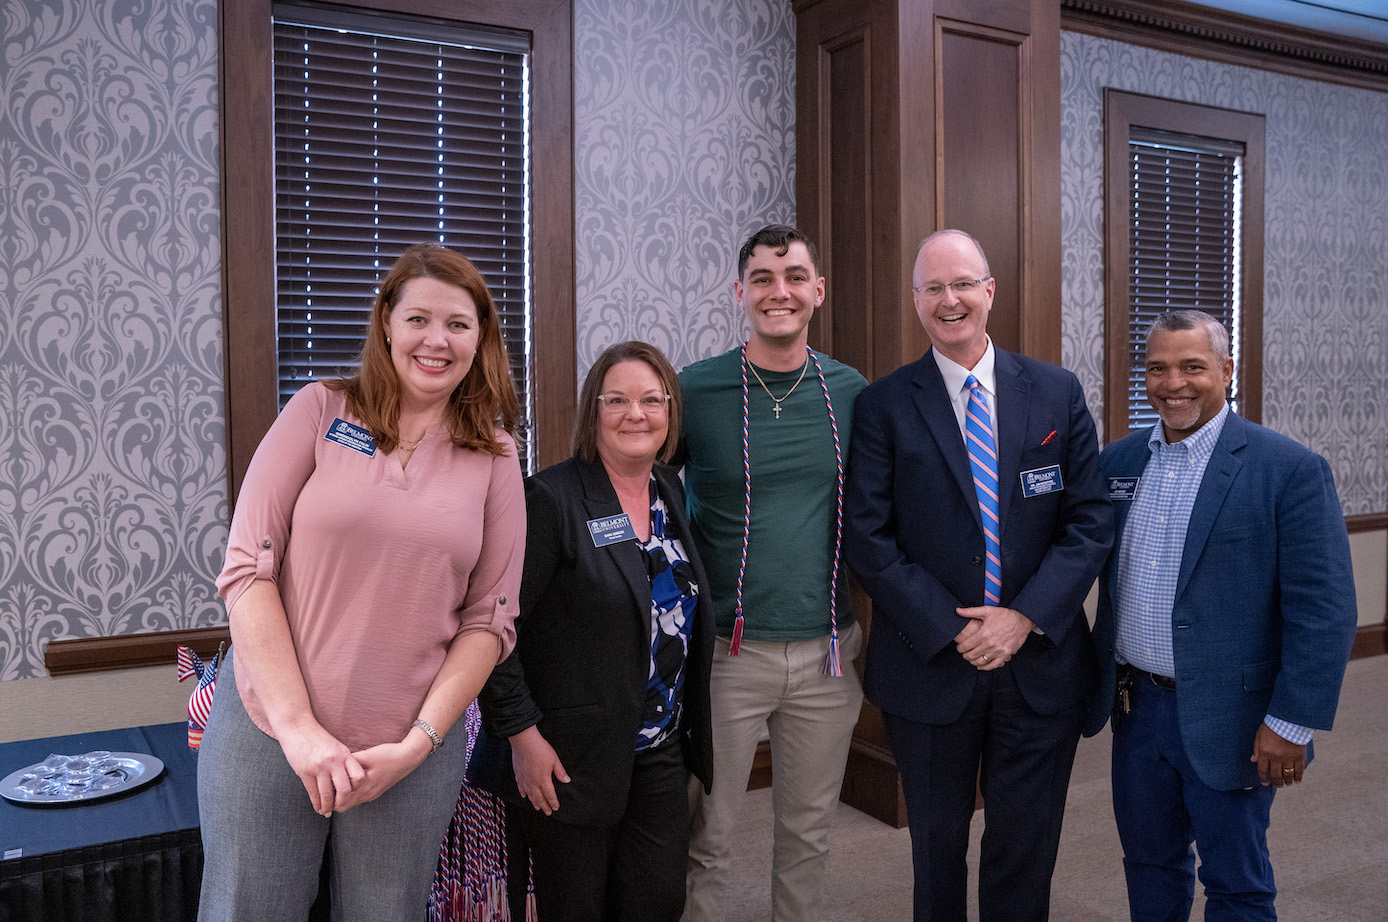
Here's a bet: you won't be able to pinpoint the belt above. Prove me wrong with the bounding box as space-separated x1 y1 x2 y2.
1128 666 1176 691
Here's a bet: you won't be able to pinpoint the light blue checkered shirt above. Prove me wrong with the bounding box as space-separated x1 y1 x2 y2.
1114 405 1310 744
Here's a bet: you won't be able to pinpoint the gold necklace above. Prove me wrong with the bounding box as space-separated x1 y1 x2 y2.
398 431 427 452
748 357 809 419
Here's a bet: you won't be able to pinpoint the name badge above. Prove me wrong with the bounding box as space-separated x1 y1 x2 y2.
588 513 637 547
1108 476 1140 501
1019 464 1064 498
324 418 377 457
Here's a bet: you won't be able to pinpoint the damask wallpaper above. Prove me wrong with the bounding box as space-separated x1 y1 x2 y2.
0 0 799 679
5 4 1379 681
0 0 227 679
573 0 797 374
1060 30 1388 515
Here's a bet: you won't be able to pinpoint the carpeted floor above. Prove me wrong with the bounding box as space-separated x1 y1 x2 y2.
719 654 1388 921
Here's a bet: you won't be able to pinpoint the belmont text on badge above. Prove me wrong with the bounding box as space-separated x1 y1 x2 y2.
324 418 377 456
1108 476 1140 501
587 513 637 547
1019 464 1065 498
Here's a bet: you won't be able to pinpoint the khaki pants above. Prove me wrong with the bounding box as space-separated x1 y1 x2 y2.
683 621 864 922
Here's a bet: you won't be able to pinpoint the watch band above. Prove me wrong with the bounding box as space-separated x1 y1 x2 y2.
412 718 444 755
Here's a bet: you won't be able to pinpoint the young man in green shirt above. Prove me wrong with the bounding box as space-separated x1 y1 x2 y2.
679 225 867 922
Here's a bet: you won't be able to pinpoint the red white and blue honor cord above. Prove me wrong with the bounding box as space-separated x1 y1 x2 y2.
731 344 846 677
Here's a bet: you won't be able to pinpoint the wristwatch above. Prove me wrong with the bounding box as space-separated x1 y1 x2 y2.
412 719 444 755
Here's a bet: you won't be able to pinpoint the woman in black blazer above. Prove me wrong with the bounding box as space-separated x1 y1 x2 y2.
470 341 714 922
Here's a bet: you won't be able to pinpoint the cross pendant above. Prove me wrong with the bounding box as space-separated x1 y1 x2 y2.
772 402 782 419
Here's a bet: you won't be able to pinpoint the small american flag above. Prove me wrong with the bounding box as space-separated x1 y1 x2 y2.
177 642 223 749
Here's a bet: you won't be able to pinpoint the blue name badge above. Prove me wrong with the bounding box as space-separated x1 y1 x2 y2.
587 513 637 548
324 418 377 457
1108 476 1140 501
1019 464 1064 498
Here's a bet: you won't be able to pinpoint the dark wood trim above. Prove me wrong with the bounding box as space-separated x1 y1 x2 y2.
1102 89 1265 441
1061 0 1388 93
841 734 910 827
45 627 233 677
1351 623 1386 660
220 0 278 504
220 0 575 497
1345 512 1388 534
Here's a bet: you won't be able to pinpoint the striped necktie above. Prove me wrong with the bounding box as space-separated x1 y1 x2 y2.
964 375 1002 605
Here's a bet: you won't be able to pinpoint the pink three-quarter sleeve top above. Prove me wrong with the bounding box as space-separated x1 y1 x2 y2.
216 383 523 751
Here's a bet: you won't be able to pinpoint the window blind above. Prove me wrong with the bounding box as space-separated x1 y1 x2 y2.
272 5 532 461
1126 128 1243 432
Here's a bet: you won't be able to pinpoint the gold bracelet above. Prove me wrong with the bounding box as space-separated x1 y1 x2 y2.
412 718 444 755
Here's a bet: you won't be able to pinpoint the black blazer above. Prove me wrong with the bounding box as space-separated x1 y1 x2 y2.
469 456 715 826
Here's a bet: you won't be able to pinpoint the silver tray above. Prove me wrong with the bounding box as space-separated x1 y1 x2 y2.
0 753 165 805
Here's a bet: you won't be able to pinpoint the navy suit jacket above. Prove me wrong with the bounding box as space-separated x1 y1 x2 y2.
844 347 1113 724
1084 412 1358 791
469 456 715 826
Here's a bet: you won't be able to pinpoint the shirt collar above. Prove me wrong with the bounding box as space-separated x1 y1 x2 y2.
1147 402 1230 462
932 338 996 398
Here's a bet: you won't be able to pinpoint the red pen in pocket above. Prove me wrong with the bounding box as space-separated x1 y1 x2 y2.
1041 430 1057 446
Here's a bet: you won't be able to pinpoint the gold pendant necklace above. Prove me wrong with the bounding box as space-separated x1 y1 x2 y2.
748 357 809 419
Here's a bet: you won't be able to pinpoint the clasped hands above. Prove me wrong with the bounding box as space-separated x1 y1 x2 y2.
281 718 434 817
954 605 1033 671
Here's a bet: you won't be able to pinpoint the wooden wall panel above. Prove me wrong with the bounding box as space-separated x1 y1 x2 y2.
795 0 1064 827
938 23 1024 354
824 30 873 374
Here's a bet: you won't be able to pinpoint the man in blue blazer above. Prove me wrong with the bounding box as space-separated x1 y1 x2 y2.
1084 309 1357 921
844 230 1113 921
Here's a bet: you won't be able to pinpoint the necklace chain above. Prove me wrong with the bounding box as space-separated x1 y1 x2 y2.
748 356 809 420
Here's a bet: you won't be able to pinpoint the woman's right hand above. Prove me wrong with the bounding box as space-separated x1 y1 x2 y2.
509 725 569 815
277 717 366 817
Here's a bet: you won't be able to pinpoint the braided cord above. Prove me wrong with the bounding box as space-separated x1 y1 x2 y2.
733 344 846 676
809 350 845 677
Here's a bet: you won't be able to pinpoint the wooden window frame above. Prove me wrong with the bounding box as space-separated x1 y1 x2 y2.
222 0 574 502
42 0 574 676
1103 89 1265 440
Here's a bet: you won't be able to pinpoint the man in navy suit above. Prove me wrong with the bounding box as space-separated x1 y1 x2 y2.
1085 309 1357 921
844 229 1113 921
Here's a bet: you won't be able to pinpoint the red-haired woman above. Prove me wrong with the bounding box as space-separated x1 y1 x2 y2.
198 244 525 921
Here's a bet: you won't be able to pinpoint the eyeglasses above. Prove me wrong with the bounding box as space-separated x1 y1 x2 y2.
597 393 671 413
911 278 990 299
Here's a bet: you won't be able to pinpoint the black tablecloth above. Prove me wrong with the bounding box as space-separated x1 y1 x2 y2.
0 722 200 922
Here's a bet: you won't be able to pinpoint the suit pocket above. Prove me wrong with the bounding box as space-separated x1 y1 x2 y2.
1242 660 1277 692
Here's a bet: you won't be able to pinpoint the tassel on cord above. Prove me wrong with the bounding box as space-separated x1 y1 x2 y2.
729 612 745 656
821 630 842 677
525 849 539 922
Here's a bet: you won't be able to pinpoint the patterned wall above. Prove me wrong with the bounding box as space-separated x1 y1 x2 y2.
573 0 797 376
1060 31 1388 515
0 0 799 679
0 0 227 679
6 5 1378 679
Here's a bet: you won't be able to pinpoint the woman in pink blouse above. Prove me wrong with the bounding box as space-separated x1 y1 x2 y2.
197 244 525 921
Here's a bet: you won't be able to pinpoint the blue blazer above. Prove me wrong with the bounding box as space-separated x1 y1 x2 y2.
469 456 715 826
844 348 1113 724
1084 413 1358 791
